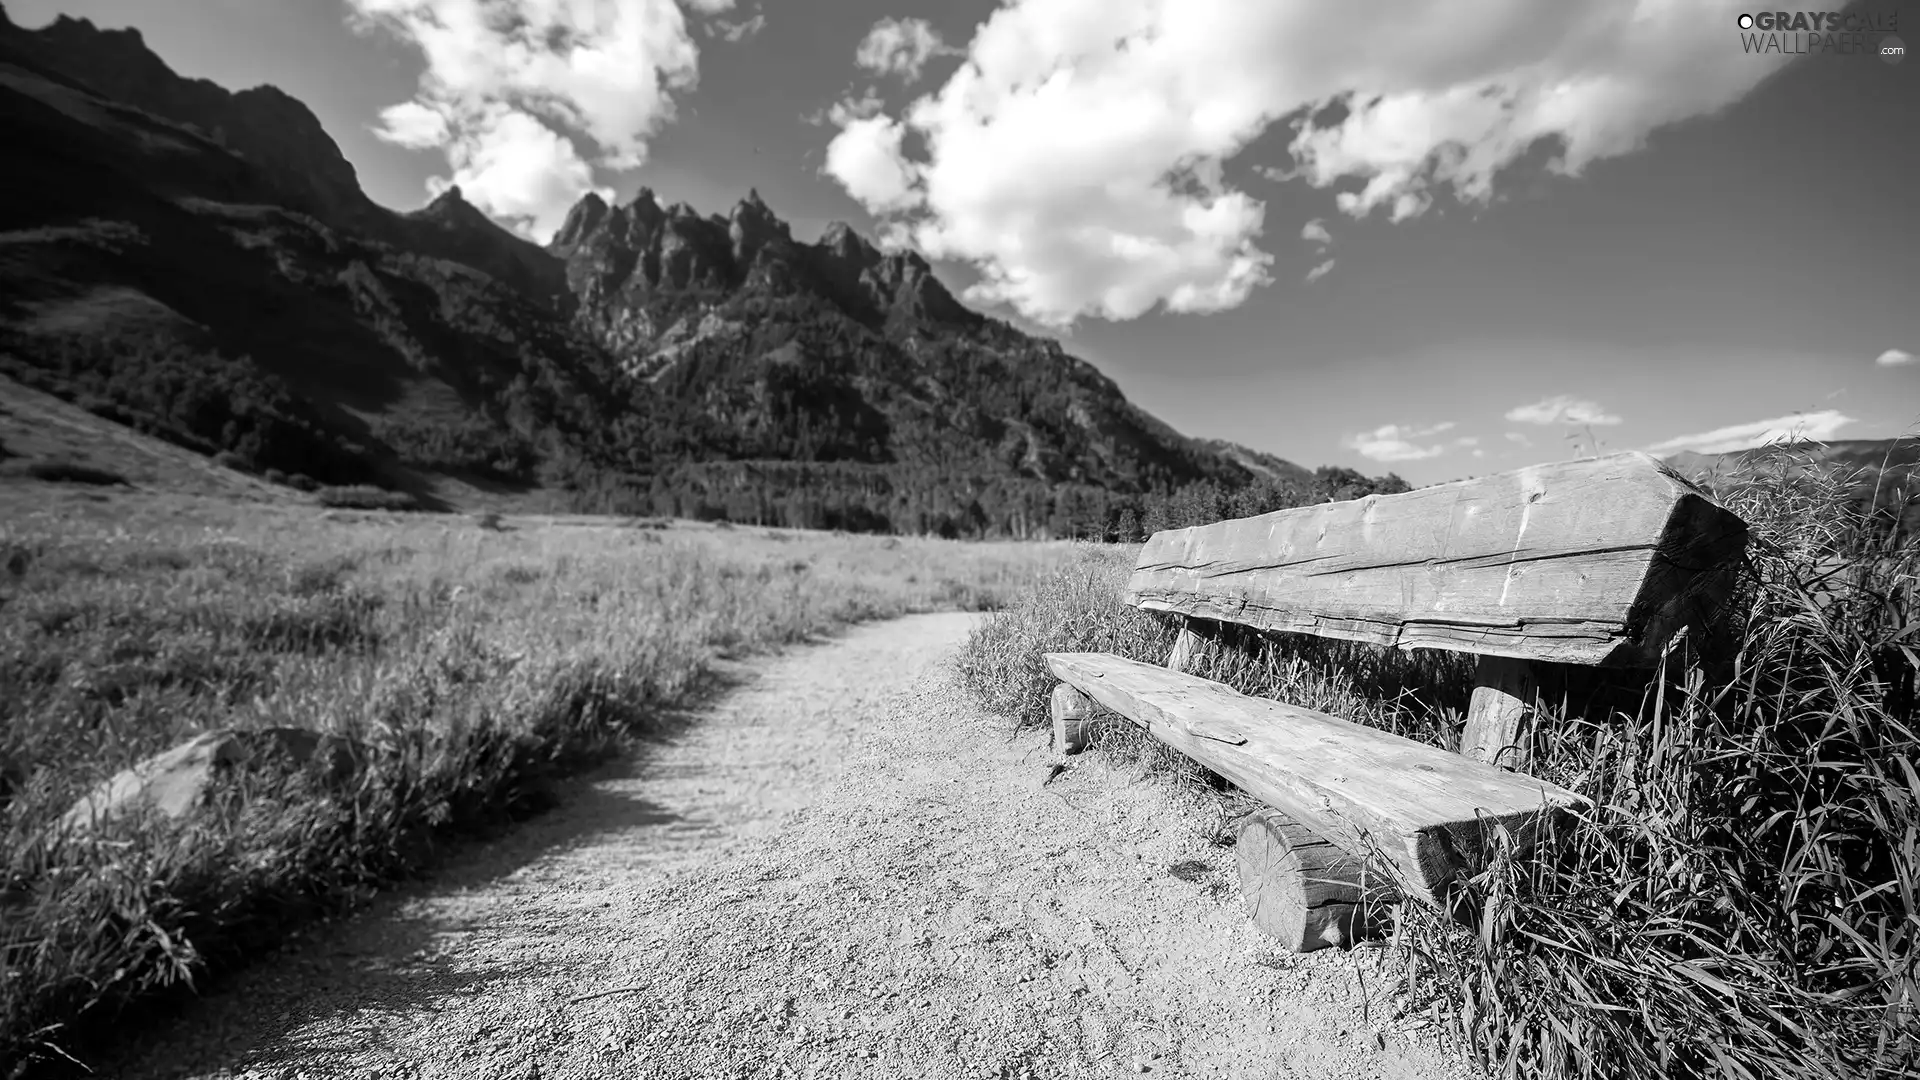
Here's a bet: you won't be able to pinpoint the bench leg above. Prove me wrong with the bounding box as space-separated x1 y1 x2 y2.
1235 808 1379 953
1050 683 1099 754
1462 655 1538 770
1165 616 1219 673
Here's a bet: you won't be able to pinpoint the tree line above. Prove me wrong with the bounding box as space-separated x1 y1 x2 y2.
2 322 1413 541
558 461 1412 540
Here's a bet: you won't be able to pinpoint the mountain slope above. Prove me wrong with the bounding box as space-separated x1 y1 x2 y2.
4 9 569 305
0 1 1353 537
0 23 628 500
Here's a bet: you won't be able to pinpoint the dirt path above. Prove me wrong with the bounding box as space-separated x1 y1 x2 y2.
106 613 1471 1080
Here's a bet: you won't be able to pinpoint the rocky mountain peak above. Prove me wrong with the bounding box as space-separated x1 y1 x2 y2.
415 184 498 231
874 249 970 325
819 221 876 264
45 12 136 46
728 188 791 265
552 190 609 251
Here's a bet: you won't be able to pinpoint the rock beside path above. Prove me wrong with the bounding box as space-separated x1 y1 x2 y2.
60 726 363 832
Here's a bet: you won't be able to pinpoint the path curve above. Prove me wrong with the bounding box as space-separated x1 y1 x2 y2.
108 613 1468 1080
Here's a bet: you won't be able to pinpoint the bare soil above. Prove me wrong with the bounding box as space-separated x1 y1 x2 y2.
101 613 1472 1080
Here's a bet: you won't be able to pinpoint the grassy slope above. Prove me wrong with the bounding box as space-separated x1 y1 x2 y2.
0 373 297 502
0 478 1082 1075
958 447 1918 1080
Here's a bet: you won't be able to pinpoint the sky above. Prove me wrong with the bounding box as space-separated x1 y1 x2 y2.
12 0 1919 485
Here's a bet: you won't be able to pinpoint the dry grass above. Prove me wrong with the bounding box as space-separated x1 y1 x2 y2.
0 491 1077 1074
957 446 1918 1080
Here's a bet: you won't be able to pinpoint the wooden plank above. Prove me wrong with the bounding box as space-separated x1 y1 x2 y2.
1461 655 1538 769
1044 652 1585 898
1125 452 1749 667
1236 808 1384 953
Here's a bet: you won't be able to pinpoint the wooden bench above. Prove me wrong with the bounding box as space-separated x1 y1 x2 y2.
1045 452 1750 952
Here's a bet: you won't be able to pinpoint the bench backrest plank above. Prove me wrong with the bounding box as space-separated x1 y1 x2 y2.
1126 452 1747 667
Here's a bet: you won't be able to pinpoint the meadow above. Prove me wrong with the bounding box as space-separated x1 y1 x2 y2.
4 442 1912 1079
0 486 1080 1073
957 447 1918 1080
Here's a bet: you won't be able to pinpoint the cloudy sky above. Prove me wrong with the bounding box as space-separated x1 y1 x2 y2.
14 0 1918 483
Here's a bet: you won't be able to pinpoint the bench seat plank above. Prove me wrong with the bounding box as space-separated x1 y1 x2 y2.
1044 651 1585 898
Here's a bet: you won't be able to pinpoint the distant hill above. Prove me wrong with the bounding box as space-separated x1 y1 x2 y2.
0 2 1386 537
1192 438 1316 488
1663 437 1920 479
1663 436 1920 545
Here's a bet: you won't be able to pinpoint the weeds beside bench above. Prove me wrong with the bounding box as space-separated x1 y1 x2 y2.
1046 452 1750 952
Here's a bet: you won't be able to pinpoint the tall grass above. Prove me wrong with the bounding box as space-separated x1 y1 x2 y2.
0 505 1074 1075
957 447 1917 1079
1401 449 1918 1080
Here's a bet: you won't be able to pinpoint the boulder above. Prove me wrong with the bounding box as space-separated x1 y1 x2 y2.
59 727 364 833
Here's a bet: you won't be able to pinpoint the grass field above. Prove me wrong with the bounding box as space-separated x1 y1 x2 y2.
0 481 1081 1074
958 447 1918 1080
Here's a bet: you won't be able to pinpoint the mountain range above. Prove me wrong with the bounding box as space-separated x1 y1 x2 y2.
0 3 1373 537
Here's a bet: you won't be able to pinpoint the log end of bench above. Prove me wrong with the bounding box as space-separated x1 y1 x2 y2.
1235 808 1386 953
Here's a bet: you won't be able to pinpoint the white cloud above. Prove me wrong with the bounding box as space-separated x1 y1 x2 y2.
1301 218 1332 246
1345 421 1457 462
1504 431 1532 445
1505 395 1623 426
820 1 1793 327
714 12 765 42
804 91 886 128
1304 258 1335 283
348 0 736 240
854 17 957 83
822 113 920 213
830 91 887 124
371 100 450 149
426 108 613 239
1644 410 1857 456
872 220 919 253
1454 436 1480 447
1876 348 1916 367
